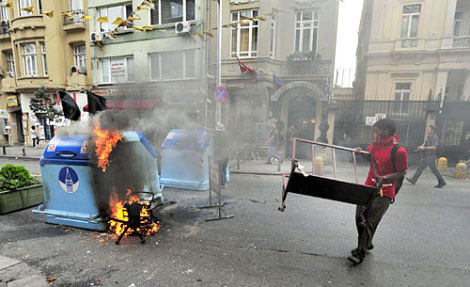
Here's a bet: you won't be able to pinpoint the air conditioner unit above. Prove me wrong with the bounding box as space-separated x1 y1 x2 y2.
175 21 190 34
90 32 102 42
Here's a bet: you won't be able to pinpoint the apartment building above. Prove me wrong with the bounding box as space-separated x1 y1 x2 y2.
350 0 470 160
88 0 207 139
207 0 339 146
0 0 92 146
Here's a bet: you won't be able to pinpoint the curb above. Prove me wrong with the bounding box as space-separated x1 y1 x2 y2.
230 171 285 176
0 155 41 161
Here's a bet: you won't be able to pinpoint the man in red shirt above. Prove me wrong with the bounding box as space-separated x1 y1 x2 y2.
348 119 408 265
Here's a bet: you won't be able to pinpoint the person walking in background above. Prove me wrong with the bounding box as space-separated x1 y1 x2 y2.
265 123 279 164
406 125 446 188
286 124 296 158
349 119 408 265
214 123 229 187
30 126 39 148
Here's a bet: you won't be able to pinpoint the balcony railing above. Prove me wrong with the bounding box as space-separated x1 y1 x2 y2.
453 36 470 48
63 9 85 26
0 21 10 35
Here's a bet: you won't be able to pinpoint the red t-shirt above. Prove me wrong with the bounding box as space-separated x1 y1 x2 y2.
365 136 408 199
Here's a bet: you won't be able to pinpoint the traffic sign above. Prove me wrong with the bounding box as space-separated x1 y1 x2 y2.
214 86 227 103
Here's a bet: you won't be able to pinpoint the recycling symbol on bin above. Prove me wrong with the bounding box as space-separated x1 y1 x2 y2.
58 167 80 194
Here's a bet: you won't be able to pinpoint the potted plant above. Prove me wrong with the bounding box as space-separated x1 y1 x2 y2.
0 164 43 214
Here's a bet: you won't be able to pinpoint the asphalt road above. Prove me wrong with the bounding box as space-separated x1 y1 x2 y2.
1 159 470 286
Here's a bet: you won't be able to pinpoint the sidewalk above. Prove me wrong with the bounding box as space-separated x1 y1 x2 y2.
0 143 47 160
0 255 49 287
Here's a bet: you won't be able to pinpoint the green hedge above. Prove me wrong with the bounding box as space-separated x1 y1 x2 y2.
0 164 40 191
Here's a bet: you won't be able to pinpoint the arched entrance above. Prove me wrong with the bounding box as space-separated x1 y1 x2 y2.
271 81 325 157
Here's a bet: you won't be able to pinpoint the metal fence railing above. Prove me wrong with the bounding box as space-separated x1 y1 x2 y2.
62 9 85 26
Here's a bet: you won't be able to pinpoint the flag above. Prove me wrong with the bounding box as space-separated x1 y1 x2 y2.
80 15 92 21
62 12 73 18
96 16 108 23
86 91 108 114
273 73 283 92
58 91 81 121
41 10 54 18
236 56 257 83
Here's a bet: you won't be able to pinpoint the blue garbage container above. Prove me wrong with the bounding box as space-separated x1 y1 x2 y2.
160 129 213 190
33 131 163 231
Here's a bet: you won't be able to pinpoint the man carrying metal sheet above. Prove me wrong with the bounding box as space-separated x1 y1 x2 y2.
349 119 408 265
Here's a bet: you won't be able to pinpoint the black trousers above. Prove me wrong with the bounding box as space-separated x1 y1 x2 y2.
353 196 391 259
410 156 446 185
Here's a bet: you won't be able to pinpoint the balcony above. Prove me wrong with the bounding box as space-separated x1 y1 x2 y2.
453 36 470 48
62 9 86 31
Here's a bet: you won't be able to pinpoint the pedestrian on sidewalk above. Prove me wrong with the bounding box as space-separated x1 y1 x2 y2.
406 125 446 188
265 123 279 164
30 126 40 148
349 118 408 265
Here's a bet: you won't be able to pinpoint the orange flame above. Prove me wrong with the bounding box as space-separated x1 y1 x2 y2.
108 189 160 238
93 122 123 172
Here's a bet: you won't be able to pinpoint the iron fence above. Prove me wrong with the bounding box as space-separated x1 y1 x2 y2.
334 100 429 155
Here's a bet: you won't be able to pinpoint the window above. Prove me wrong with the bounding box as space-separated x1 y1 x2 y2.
149 50 195 80
401 4 421 38
270 15 276 58
69 0 83 10
1 6 9 21
295 10 319 53
6 51 15 77
393 83 411 114
231 10 259 58
41 42 47 76
22 43 37 77
100 57 134 84
99 4 132 32
73 44 86 69
18 0 33 16
453 12 463 37
156 0 196 24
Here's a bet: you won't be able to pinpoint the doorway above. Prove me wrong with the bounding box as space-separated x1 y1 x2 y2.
287 95 316 158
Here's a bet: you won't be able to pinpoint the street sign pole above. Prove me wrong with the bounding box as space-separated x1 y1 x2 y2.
215 0 223 126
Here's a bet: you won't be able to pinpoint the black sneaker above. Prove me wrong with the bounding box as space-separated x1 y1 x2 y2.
347 254 363 265
350 244 373 254
406 177 415 185
435 183 446 188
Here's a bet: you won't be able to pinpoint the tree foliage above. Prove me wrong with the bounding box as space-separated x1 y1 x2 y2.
29 86 63 121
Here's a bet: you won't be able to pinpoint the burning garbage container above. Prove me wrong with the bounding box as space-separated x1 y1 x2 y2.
160 129 213 190
33 131 163 231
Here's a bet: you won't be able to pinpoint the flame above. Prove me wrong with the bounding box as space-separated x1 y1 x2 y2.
93 122 123 172
108 189 160 239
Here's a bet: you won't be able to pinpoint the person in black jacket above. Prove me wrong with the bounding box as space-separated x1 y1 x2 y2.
406 125 446 188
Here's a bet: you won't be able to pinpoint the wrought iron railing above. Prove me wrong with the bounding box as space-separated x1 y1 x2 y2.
62 9 85 26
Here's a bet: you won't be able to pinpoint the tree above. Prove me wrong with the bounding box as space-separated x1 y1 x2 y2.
29 86 63 139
